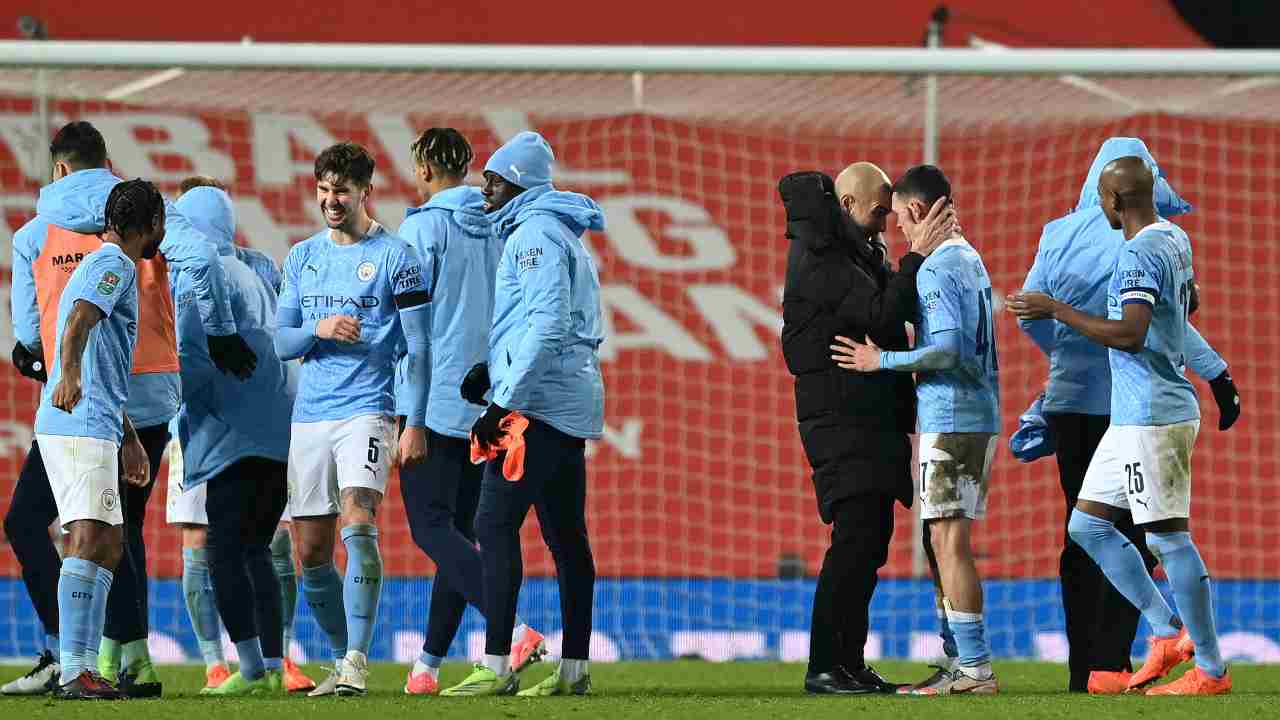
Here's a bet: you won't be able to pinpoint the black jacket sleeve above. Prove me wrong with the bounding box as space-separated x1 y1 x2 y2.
832 252 924 332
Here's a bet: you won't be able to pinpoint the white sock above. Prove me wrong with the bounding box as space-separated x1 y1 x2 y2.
484 654 510 676
411 660 439 680
560 658 589 683
956 661 994 681
512 623 530 642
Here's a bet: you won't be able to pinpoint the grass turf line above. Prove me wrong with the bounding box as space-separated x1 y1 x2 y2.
1 661 1276 719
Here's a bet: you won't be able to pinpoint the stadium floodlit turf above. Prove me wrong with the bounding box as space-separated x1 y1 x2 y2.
2 661 1277 719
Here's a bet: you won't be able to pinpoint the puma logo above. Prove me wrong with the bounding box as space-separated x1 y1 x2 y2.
509 165 523 183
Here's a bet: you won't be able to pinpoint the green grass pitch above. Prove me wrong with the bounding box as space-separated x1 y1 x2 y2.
2 661 1276 719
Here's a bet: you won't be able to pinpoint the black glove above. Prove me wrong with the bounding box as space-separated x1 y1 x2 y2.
460 362 491 406
207 332 258 381
11 341 46 383
1209 370 1241 431
471 403 510 450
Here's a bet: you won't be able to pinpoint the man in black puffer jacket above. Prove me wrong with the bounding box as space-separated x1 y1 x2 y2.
779 162 953 695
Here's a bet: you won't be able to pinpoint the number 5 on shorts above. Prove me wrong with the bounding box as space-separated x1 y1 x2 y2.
367 437 379 464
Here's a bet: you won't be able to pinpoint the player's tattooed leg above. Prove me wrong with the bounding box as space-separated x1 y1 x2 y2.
340 487 382 520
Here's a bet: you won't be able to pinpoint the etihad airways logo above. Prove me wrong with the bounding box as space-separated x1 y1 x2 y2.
301 295 379 309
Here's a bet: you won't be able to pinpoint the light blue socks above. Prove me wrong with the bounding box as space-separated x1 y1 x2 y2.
270 529 298 655
301 562 347 662
946 608 992 678
58 558 107 684
1148 531 1225 677
341 524 383 656
1068 510 1181 636
182 547 226 667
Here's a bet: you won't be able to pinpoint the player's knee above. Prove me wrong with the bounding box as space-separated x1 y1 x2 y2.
1067 508 1108 546
339 488 381 526
181 526 209 550
928 520 971 560
297 544 329 568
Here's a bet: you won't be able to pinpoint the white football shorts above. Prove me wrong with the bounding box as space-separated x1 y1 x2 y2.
1079 420 1199 525
37 434 123 527
288 414 396 518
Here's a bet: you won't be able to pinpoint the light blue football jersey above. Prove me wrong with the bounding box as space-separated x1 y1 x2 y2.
35 243 138 443
1108 221 1200 426
277 224 427 423
914 238 1001 434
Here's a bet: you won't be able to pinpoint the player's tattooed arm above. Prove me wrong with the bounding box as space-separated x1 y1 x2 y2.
1006 292 1152 354
51 299 106 412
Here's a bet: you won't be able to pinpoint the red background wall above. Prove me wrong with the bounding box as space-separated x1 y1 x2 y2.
7 0 1207 48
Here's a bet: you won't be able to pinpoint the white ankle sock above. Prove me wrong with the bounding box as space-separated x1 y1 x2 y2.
560 658 589 683
484 654 510 676
957 662 994 681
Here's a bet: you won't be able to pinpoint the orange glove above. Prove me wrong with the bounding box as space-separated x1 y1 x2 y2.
469 411 530 481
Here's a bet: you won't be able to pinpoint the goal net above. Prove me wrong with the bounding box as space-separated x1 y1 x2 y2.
0 44 1277 665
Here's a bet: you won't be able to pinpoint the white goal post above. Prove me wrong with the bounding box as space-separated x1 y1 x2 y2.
2 41 1280 75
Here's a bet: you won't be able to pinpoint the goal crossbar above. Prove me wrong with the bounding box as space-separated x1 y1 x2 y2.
2 41 1280 75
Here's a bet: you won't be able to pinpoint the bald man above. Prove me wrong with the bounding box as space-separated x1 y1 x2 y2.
778 163 952 694
1009 156 1231 696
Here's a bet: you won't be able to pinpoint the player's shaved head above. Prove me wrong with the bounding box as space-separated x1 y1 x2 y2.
835 162 893 238
1100 156 1155 205
1098 155 1158 233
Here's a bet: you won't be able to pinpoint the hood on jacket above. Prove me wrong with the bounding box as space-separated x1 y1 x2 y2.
491 184 605 241
405 185 491 239
35 167 119 233
1075 137 1192 217
175 186 237 255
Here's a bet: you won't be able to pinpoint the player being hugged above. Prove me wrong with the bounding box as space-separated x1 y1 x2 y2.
275 143 431 697
1008 156 1231 696
833 165 1001 695
441 131 605 697
35 180 164 700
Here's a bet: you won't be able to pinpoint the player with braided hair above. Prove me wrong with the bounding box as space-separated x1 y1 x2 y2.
398 128 544 695
103 179 165 240
34 179 163 699
409 127 475 179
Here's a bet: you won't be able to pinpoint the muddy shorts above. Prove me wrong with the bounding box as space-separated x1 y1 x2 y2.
918 432 998 521
1079 420 1199 525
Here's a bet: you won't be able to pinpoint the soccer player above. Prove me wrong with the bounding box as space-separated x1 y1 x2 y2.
1008 157 1231 696
35 179 163 699
833 165 1001 695
1015 137 1241 693
276 142 431 697
441 131 604 697
169 183 297 695
3 122 253 697
163 176 315 694
396 128 545 695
